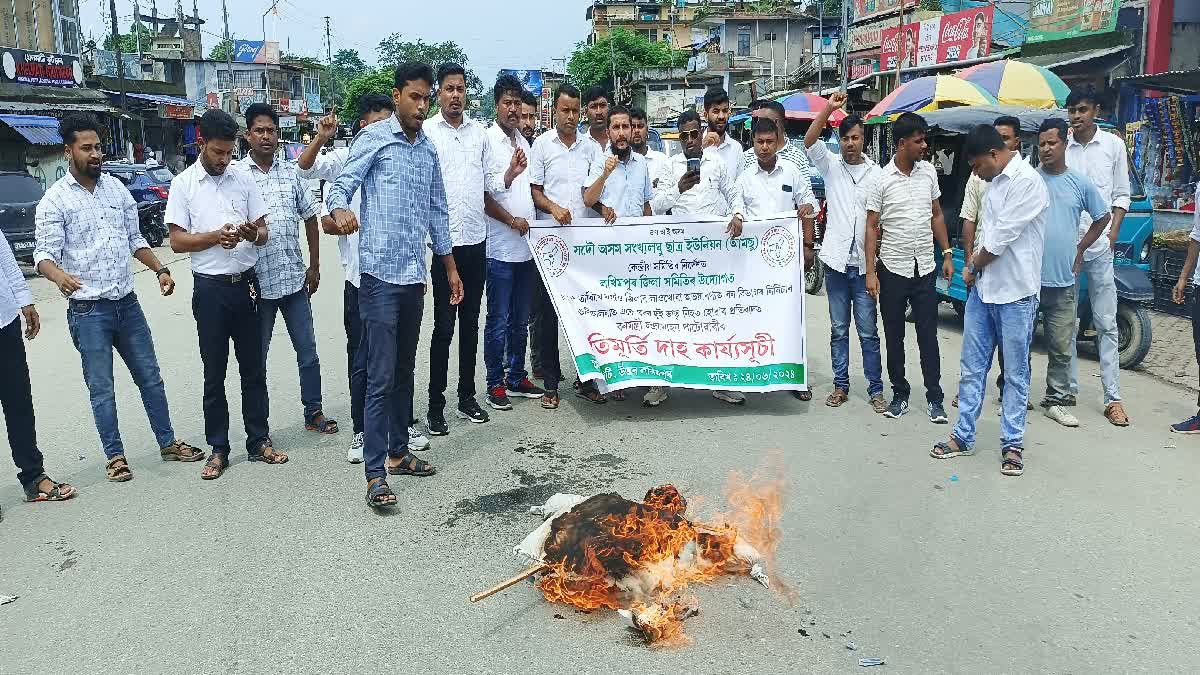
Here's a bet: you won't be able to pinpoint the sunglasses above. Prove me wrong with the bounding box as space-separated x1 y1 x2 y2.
679 129 701 140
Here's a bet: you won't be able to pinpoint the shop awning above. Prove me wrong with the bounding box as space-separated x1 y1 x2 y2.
1021 46 1130 72
100 91 197 106
0 114 62 145
1114 69 1200 95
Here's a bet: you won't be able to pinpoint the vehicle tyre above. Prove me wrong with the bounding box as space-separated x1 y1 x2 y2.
1116 303 1151 370
805 259 824 295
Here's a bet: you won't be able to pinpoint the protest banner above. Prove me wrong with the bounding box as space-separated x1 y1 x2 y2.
528 214 807 394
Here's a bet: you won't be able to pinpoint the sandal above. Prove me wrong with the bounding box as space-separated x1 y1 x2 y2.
387 453 436 477
23 474 76 502
160 439 205 462
825 388 849 407
105 456 133 482
791 390 813 401
1104 402 1130 427
609 389 626 401
305 411 340 435
931 437 974 459
200 454 228 480
574 379 607 404
366 477 398 508
541 392 560 410
249 442 288 465
1001 447 1024 476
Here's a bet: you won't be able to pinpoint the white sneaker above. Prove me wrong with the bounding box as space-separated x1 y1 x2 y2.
1044 405 1080 428
712 390 747 405
408 425 430 452
643 387 669 407
347 432 364 464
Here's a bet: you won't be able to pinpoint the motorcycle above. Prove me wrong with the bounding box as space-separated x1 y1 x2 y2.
138 200 167 248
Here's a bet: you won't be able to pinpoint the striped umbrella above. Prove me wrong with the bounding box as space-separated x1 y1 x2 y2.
955 60 1071 109
866 75 998 119
777 92 848 124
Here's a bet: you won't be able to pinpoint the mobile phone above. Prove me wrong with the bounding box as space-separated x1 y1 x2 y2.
686 158 701 174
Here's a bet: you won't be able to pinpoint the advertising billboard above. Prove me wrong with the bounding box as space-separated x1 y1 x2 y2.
231 40 280 64
0 49 83 87
500 69 544 96
853 0 916 23
1026 0 1119 44
881 6 993 71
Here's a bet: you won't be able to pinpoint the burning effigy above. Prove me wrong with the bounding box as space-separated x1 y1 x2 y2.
472 476 787 644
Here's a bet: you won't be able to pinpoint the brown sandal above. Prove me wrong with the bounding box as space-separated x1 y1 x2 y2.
200 454 228 480
825 388 849 407
23 475 77 502
1105 402 1130 427
249 443 288 465
161 440 205 462
105 456 133 482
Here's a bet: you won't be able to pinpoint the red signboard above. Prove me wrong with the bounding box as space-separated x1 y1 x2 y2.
881 6 993 72
161 104 194 120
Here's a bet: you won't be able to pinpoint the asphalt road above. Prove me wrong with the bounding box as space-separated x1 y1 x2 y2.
1 232 1198 674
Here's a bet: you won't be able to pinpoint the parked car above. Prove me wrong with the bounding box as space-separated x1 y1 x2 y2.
102 162 174 203
0 171 44 263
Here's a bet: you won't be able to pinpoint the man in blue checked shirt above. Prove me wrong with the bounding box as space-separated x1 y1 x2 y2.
238 103 335 436
326 62 463 509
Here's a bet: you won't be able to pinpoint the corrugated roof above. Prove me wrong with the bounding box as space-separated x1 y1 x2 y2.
1115 69 1200 95
1022 45 1130 70
101 90 197 106
0 114 62 145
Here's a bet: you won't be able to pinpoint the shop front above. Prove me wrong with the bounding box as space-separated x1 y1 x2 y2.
1117 70 1200 228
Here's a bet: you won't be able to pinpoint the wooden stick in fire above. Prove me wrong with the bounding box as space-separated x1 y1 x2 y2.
470 563 549 603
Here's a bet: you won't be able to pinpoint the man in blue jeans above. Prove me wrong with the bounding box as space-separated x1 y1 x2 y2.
931 125 1047 477
35 113 202 483
804 93 885 411
238 103 336 435
328 63 463 508
482 73 546 411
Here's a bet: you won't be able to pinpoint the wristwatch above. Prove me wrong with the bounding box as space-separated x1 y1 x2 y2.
966 262 977 276
155 267 170 277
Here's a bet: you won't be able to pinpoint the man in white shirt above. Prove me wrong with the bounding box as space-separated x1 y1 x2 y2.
865 112 954 424
583 86 611 153
482 74 546 412
955 115 1034 411
425 64 520 432
739 118 817 223
0 230 75 502
297 93 395 462
740 99 817 188
583 106 654 223
167 109 281 480
648 110 745 408
702 87 743 179
804 93 885 412
1064 88 1132 427
932 124 1048 478
630 108 668 194
1169 183 1200 434
529 84 600 407
35 113 202 483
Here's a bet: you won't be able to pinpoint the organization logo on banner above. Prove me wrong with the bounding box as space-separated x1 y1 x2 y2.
535 235 570 277
760 226 797 268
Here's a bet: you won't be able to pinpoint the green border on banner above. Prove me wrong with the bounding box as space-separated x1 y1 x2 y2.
576 354 806 387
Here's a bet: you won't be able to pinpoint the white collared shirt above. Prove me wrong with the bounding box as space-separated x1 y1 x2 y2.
528 130 598 220
806 141 882 273
586 151 653 218
1066 128 1131 262
298 146 361 287
642 148 669 190
977 154 1048 304
485 124 534 263
737 157 817 218
34 172 147 300
652 150 744 217
423 114 504 247
0 230 33 330
709 133 744 179
866 159 942 278
165 160 269 275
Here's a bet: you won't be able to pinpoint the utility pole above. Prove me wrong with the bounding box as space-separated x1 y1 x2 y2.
818 0 824 95
324 16 332 65
608 15 618 102
894 0 906 90
222 0 233 111
134 0 143 57
840 0 849 90
108 0 127 155
263 0 278 108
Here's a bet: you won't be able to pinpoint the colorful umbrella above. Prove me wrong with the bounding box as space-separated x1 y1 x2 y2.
955 60 1071 109
777 92 848 124
866 75 998 119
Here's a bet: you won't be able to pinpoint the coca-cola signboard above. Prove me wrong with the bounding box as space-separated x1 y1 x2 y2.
881 6 993 71
0 49 84 87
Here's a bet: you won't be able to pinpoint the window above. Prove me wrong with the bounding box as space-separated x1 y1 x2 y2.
737 33 751 56
763 33 777 41
641 29 658 42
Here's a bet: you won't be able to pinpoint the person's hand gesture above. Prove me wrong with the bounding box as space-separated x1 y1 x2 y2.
603 155 619 177
678 170 701 194
600 206 617 224
20 304 39 340
54 272 83 297
505 148 528 186
829 91 848 110
317 106 338 140
551 205 572 225
332 208 359 235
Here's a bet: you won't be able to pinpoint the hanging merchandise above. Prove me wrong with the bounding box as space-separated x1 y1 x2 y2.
1167 96 1186 171
1178 97 1197 171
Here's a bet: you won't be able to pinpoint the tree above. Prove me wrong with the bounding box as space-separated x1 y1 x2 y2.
102 22 154 54
208 38 243 61
327 48 366 103
567 28 681 94
342 68 394 123
375 33 484 101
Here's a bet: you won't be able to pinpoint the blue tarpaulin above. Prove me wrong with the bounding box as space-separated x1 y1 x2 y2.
0 114 62 145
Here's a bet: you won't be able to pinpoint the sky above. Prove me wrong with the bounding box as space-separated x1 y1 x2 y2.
82 0 594 81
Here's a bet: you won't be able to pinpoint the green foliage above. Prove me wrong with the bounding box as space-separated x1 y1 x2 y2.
208 38 237 61
375 33 483 96
102 22 154 54
342 68 395 123
567 28 682 93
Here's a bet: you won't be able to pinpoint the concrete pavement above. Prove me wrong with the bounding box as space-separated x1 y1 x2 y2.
1 232 1198 674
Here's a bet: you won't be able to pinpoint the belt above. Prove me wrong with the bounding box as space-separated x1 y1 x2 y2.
193 270 256 284
68 292 133 308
